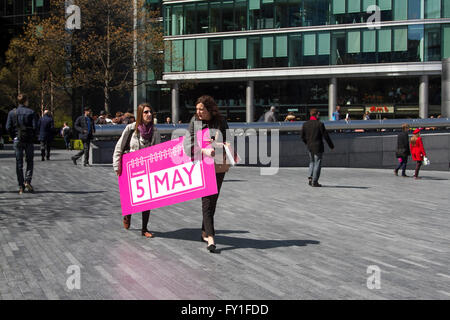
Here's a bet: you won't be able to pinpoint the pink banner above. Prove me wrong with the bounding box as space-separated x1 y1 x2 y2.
118 128 217 215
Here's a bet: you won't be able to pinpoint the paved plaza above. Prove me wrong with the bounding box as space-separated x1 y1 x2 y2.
0 146 449 300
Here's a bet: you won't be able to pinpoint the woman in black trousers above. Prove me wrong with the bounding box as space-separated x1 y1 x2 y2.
394 123 411 177
184 95 229 253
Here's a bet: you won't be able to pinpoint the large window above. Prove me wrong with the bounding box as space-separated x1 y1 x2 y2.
407 25 424 62
166 24 444 72
249 0 262 30
171 6 183 36
184 4 196 34
261 0 275 29
197 2 209 33
426 0 441 18
223 0 235 31
164 0 448 36
210 1 221 32
288 34 302 66
424 25 440 61
408 0 423 19
235 0 247 30
443 25 450 59
275 0 289 28
444 0 450 18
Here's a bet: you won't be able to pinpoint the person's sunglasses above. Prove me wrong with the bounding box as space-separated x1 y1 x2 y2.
143 110 151 114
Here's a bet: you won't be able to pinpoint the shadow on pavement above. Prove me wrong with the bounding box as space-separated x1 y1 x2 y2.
0 190 106 194
322 185 370 189
155 228 319 253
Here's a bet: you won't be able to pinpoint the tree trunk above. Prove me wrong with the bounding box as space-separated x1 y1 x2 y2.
41 80 45 116
17 69 21 95
50 72 54 114
71 88 77 126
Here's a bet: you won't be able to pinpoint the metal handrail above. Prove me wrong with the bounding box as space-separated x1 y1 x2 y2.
93 118 450 137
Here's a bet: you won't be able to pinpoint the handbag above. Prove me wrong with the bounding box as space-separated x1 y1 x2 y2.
214 143 240 173
422 156 430 166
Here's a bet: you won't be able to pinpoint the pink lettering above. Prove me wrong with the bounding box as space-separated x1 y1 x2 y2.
182 163 196 185
154 172 169 194
172 169 185 189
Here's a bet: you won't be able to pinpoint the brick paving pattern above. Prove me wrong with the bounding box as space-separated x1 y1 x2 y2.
0 146 449 299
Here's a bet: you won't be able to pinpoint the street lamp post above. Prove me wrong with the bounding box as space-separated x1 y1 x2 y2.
133 0 138 116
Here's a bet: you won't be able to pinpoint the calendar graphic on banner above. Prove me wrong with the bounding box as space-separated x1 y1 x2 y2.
118 128 217 216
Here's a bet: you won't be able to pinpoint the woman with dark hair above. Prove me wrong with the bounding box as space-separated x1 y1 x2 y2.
184 95 229 253
394 123 410 177
113 103 160 237
410 129 426 180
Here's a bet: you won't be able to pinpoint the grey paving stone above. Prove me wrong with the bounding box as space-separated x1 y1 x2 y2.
0 147 449 299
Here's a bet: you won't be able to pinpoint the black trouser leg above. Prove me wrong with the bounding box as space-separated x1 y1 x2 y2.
24 142 34 183
40 141 46 159
201 173 225 237
415 161 422 177
83 139 90 164
142 210 150 232
46 141 51 159
14 141 24 187
73 148 84 160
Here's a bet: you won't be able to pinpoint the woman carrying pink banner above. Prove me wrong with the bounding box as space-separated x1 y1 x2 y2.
113 103 161 238
184 95 230 253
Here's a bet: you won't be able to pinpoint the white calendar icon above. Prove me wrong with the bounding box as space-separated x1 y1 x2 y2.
128 156 151 205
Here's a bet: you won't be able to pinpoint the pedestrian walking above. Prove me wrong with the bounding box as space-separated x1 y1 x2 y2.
61 122 72 150
113 103 160 238
183 95 229 253
394 123 410 177
301 108 334 187
5 94 39 194
72 107 96 166
38 108 54 161
264 106 277 122
410 129 427 179
332 105 341 121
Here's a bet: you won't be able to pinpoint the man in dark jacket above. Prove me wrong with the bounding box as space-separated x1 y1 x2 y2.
5 94 39 194
71 106 96 166
301 108 334 187
394 123 411 177
38 108 54 161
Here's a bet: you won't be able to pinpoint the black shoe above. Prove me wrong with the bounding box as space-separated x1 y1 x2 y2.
308 177 312 186
83 163 92 167
312 182 322 187
24 182 34 193
401 174 409 177
207 244 216 253
71 157 77 165
41 157 45 161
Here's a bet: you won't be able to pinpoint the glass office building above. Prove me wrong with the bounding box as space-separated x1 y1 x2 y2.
0 0 50 59
159 0 450 121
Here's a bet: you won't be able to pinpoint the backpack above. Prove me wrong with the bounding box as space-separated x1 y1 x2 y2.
14 108 34 143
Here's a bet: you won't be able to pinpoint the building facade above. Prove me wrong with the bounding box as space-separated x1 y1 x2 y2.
0 0 50 58
157 0 450 122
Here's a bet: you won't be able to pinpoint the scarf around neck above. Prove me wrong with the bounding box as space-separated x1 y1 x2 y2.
138 122 153 141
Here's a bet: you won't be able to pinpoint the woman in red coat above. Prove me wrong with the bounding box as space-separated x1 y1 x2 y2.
410 129 426 179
